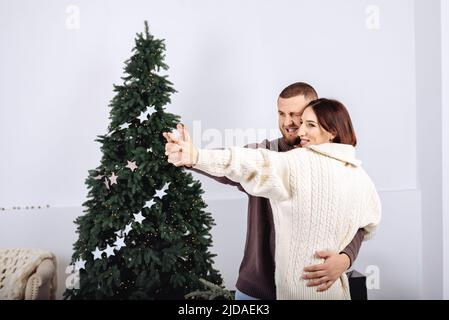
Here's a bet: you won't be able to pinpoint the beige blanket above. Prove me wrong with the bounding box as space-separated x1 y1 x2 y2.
0 248 57 299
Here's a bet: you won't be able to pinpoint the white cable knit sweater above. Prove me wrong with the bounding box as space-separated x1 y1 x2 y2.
194 143 381 300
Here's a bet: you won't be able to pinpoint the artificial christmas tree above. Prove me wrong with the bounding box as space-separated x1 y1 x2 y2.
64 22 223 300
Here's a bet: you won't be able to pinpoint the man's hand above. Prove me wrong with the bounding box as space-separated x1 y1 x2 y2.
163 123 198 167
302 251 351 292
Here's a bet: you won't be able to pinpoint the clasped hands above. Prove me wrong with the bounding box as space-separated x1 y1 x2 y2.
163 123 198 167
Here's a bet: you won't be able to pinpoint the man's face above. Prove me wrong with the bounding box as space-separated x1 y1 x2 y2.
277 95 310 146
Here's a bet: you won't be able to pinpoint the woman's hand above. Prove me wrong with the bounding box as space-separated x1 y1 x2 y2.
163 123 198 167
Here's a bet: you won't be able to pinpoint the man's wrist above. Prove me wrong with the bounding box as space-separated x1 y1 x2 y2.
339 252 351 270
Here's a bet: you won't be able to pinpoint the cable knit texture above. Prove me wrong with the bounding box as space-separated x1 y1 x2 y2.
194 143 381 300
0 248 57 300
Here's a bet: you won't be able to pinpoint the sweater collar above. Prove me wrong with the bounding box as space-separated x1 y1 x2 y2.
306 143 362 167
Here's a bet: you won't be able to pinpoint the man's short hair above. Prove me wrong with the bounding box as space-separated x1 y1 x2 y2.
279 82 318 100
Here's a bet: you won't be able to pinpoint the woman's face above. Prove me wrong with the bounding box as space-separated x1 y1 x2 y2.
298 107 335 147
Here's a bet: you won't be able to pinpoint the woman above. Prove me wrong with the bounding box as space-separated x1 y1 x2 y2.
163 98 381 300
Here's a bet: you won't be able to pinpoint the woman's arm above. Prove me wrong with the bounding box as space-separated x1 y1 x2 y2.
185 139 278 195
163 124 291 201
194 147 291 201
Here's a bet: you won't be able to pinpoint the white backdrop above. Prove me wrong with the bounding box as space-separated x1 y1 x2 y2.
442 0 449 300
0 0 417 207
0 0 446 299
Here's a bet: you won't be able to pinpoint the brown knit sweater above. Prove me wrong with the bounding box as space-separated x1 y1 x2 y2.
190 138 364 299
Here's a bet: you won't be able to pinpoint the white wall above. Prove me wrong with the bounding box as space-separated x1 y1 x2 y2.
352 190 422 299
415 0 443 299
0 0 443 299
0 0 417 207
442 0 449 301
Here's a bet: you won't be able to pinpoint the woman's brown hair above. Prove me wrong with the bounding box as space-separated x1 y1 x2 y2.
306 98 357 146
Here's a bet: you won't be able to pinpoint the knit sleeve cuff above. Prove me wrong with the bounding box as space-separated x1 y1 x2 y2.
193 149 232 176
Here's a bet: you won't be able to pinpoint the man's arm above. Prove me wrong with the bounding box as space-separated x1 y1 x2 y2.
187 167 246 193
340 228 365 267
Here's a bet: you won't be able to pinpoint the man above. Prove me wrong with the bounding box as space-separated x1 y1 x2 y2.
189 82 364 299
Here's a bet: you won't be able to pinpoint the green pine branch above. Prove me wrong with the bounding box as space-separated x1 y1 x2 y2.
185 278 234 300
